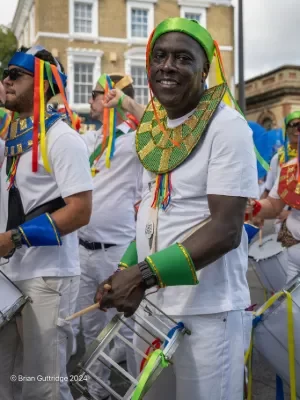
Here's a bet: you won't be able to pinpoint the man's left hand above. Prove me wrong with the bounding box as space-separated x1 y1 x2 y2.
0 231 15 257
95 265 146 317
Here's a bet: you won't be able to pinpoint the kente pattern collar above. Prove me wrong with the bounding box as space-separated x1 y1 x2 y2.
136 83 227 174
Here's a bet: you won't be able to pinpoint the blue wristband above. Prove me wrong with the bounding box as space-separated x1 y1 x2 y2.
18 213 62 247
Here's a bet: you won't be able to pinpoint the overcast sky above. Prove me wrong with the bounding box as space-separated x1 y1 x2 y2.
0 0 299 81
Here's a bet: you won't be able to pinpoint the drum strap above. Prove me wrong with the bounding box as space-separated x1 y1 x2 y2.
5 157 65 232
245 291 297 400
132 349 169 400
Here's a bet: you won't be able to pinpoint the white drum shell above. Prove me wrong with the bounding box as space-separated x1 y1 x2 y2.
249 234 287 292
0 271 28 329
253 276 300 396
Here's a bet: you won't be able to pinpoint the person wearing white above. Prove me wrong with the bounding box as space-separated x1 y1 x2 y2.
95 18 259 400
268 181 300 282
0 47 93 400
260 114 300 231
74 74 143 400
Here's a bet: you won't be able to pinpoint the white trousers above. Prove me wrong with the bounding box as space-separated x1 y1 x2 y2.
286 243 300 284
134 310 252 400
0 276 80 400
73 244 136 399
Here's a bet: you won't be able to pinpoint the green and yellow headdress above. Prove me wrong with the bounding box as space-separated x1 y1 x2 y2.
282 111 300 182
146 18 235 110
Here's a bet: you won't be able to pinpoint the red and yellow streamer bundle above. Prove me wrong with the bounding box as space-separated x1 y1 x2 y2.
32 59 75 173
102 75 117 168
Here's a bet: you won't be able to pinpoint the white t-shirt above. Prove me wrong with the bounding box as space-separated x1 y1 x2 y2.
0 119 93 281
79 122 143 245
269 175 300 241
265 153 279 191
136 103 259 315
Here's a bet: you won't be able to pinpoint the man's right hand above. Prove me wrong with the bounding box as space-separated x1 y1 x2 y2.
103 88 128 110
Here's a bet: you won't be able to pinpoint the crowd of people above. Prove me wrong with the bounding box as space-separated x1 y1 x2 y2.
0 16 299 400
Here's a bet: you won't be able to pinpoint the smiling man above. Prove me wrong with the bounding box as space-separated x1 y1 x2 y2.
95 18 258 400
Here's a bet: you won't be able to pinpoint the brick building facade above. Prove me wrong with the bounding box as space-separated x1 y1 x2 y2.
12 0 235 118
236 65 300 130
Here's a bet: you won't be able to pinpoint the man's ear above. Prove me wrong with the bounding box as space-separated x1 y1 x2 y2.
43 80 50 96
203 61 210 80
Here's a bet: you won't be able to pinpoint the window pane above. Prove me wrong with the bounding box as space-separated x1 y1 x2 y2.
131 8 148 38
131 66 149 105
74 2 93 33
73 62 94 104
184 12 201 23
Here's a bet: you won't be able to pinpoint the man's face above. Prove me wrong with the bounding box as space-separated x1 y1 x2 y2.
3 66 34 113
286 118 300 145
149 32 208 114
89 82 105 121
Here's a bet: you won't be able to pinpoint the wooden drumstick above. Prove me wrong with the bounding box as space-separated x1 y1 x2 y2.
65 284 112 321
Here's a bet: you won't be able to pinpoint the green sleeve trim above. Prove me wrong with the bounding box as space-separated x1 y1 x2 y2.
145 243 198 287
118 240 138 268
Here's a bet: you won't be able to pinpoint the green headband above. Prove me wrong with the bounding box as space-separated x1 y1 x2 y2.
285 111 300 126
151 17 215 63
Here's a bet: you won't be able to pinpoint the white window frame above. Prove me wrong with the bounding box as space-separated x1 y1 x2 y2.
178 0 232 6
124 47 149 105
29 5 35 45
67 48 103 113
126 1 155 45
180 6 207 28
69 0 98 39
25 21 30 47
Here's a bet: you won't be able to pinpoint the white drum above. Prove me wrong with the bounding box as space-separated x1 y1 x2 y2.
0 270 29 330
71 298 189 399
253 274 300 396
249 233 287 292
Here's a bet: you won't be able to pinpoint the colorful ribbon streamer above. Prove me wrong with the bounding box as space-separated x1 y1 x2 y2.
32 57 41 172
104 75 117 168
151 173 172 210
39 59 51 173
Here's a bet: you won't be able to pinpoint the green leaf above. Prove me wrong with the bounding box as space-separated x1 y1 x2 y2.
0 25 18 78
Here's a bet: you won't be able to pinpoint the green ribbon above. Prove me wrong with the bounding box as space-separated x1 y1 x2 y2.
132 350 169 400
45 61 55 95
89 129 127 167
254 145 270 172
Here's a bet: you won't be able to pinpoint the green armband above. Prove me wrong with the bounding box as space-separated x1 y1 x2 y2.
118 240 138 269
145 243 198 288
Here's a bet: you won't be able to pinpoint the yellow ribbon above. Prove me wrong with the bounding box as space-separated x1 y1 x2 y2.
215 52 232 107
286 291 296 400
39 60 51 173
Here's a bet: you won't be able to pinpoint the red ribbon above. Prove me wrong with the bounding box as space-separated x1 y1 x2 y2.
139 338 161 372
244 200 262 222
32 58 41 172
